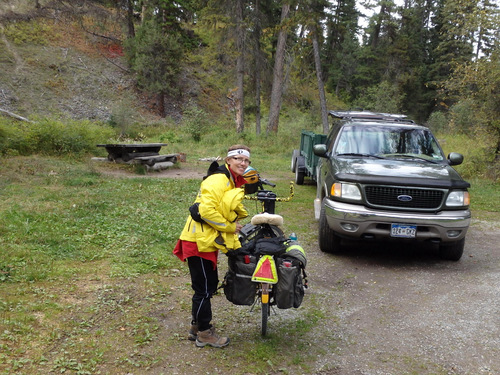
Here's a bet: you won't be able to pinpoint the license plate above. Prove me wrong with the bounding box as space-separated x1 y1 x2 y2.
391 223 417 238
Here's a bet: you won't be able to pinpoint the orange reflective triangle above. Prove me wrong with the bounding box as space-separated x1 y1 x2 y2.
254 257 273 278
252 255 278 284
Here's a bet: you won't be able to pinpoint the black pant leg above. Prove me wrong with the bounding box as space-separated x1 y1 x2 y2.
187 256 219 331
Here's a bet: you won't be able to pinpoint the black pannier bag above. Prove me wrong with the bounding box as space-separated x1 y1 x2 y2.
223 254 257 305
274 256 305 309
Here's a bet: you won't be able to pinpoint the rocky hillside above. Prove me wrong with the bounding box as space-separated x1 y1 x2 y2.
0 2 169 124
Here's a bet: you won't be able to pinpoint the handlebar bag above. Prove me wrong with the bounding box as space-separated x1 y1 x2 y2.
254 237 287 256
223 255 257 305
244 181 259 194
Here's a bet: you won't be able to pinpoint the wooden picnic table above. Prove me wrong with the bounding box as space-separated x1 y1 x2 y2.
96 143 178 166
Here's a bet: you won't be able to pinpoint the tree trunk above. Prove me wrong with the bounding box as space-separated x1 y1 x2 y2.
312 32 329 134
254 0 262 135
371 3 388 49
495 136 500 162
141 5 147 25
255 59 262 135
126 0 135 38
158 92 165 118
267 3 290 135
235 0 245 133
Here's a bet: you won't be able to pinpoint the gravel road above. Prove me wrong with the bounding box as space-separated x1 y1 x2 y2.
309 219 500 375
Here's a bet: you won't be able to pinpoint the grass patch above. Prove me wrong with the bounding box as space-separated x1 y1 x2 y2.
0 157 197 282
468 178 500 221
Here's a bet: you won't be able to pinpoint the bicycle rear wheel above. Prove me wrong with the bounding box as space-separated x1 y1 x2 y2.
261 302 269 336
260 283 271 336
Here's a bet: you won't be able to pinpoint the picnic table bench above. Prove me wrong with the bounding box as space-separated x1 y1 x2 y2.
96 143 178 167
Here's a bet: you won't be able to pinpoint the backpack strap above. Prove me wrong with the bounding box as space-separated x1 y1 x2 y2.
203 161 231 180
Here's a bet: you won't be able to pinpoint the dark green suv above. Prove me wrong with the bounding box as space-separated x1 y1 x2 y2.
313 111 471 260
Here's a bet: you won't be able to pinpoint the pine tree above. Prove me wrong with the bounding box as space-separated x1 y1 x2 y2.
125 20 184 117
427 0 475 110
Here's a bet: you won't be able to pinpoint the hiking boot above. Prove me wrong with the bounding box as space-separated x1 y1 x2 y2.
188 324 198 341
195 326 230 348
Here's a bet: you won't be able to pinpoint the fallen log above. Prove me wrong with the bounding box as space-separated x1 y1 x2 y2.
0 108 33 122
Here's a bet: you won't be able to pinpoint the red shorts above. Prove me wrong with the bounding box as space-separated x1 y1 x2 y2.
173 239 218 270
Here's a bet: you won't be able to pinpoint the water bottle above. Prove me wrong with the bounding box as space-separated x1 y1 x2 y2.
288 232 299 249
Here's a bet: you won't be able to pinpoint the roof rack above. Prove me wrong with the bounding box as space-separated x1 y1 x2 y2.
328 110 414 123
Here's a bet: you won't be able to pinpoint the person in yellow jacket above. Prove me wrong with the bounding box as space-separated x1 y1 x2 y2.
173 144 251 348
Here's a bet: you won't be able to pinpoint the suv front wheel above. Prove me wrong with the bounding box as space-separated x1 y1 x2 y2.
318 199 342 253
439 238 465 261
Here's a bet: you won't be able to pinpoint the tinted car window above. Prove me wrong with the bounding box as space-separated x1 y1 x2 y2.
326 122 342 153
334 125 444 161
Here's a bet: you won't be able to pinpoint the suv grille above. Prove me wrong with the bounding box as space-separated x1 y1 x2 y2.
365 186 444 209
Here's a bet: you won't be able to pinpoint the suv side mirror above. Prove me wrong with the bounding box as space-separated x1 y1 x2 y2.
448 152 464 166
313 144 328 158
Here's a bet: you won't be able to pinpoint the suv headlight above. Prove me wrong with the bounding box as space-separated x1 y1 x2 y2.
445 190 470 207
332 183 362 200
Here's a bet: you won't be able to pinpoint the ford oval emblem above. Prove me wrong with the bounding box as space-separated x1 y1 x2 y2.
397 195 413 202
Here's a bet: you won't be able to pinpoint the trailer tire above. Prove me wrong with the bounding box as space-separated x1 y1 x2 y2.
295 156 305 185
291 149 300 172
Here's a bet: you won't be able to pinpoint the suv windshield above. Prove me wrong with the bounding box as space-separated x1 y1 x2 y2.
335 125 445 161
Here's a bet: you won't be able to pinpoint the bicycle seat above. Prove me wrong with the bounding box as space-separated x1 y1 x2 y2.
251 213 284 226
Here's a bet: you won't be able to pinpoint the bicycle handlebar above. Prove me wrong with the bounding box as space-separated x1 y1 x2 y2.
244 181 295 202
259 177 276 187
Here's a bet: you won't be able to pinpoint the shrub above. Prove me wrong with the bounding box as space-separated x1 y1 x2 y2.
159 130 181 144
3 20 55 45
183 101 209 142
0 118 115 156
0 124 8 152
449 99 476 133
108 99 137 137
437 132 496 180
426 111 448 133
353 81 406 114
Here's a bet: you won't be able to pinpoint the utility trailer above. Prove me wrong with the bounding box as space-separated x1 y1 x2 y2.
290 130 326 185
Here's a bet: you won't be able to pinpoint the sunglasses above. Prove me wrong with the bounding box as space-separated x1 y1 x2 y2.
232 157 251 165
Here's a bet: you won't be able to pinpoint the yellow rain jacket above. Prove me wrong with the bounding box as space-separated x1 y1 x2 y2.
179 169 248 253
